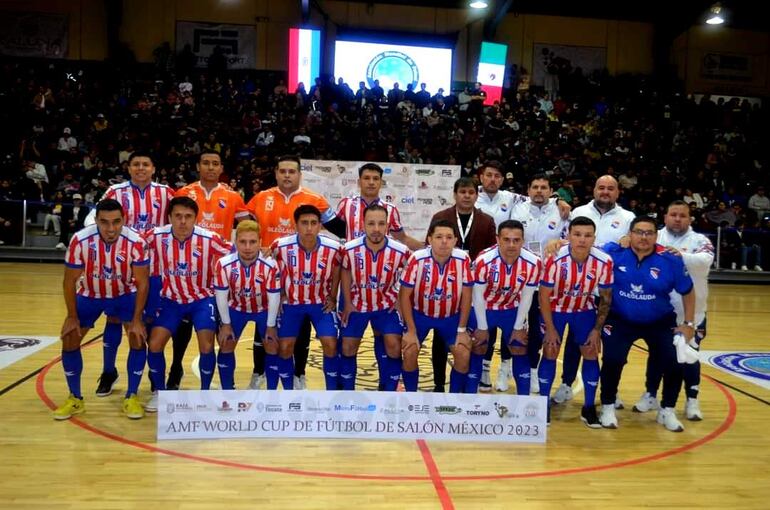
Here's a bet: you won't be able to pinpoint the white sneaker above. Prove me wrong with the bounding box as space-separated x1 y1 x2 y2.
551 383 573 404
657 407 685 432
530 368 540 394
248 373 266 390
755 265 764 272
55 242 66 250
599 404 618 429
614 396 625 410
495 359 511 392
741 265 749 271
685 398 703 421
145 391 159 413
479 368 492 393
632 392 660 413
293 375 307 390
731 262 737 270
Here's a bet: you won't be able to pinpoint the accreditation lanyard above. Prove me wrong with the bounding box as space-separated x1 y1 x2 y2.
456 210 474 250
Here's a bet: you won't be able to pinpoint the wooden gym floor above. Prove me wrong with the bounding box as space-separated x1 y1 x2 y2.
1 262 769 509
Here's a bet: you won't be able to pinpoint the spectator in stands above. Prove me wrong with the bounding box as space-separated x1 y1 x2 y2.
705 201 737 227
723 219 764 271
748 186 770 222
57 193 89 249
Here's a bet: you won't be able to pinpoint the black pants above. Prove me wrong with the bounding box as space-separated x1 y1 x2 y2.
169 320 194 376
600 313 684 408
526 293 543 369
432 331 448 390
253 317 312 376
645 318 706 400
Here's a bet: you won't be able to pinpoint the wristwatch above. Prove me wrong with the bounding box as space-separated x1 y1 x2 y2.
681 321 695 328
456 327 467 333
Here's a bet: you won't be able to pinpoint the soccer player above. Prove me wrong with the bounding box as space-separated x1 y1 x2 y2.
538 217 614 427
213 220 281 390
248 155 342 390
399 219 474 393
84 152 175 397
55 199 150 420
599 215 696 432
509 173 568 395
472 220 541 395
553 175 635 407
339 204 410 390
172 150 251 389
144 197 232 411
273 205 343 390
633 201 714 421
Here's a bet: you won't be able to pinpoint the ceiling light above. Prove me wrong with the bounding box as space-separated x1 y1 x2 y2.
469 1 489 9
706 3 725 25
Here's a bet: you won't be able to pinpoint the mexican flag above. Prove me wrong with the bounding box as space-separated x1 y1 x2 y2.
477 42 507 105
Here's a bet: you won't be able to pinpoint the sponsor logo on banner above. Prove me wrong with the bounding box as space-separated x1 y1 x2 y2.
415 168 434 176
441 169 454 177
316 165 333 174
435 405 462 415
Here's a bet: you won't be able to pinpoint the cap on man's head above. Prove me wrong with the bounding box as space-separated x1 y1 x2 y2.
505 172 514 179
72 193 83 200
63 127 71 134
96 113 105 118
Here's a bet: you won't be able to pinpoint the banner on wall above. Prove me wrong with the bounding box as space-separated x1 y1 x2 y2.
301 160 461 242
176 21 257 69
700 53 753 81
532 43 606 90
0 12 68 58
158 390 548 443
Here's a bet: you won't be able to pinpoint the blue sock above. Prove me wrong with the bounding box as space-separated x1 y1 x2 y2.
323 355 340 390
340 355 357 390
102 321 122 374
538 358 557 399
279 357 294 389
465 352 485 393
384 355 401 391
61 349 83 399
217 351 236 390
125 348 146 397
449 368 468 393
403 368 419 391
147 351 166 391
373 334 385 386
199 351 216 390
512 354 530 395
265 353 280 390
581 359 600 407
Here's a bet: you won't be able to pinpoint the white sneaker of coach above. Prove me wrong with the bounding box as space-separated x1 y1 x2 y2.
495 359 511 392
248 373 266 390
685 398 704 421
657 407 685 432
530 368 540 394
632 392 660 413
145 391 158 413
551 383 573 404
599 404 618 429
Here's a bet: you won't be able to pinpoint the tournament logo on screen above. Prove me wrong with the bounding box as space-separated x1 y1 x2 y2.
366 51 419 90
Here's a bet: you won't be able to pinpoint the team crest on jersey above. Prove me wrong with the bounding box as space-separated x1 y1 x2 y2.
548 220 557 230
318 261 327 270
611 220 620 229
255 275 264 282
188 190 197 201
265 197 274 212
516 273 526 283
603 325 612 336
153 201 160 209
500 204 508 212
218 198 226 209
383 264 392 272
650 268 660 280
193 247 201 258
586 271 595 281
447 273 456 283
231 267 239 275
116 252 126 264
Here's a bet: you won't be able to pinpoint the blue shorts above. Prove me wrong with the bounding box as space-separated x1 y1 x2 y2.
341 310 403 338
413 310 461 350
154 297 217 334
546 310 597 347
482 308 518 347
278 304 338 339
143 276 163 321
76 293 136 328
230 308 268 340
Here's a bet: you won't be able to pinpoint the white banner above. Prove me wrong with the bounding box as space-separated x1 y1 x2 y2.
302 160 461 242
176 21 257 69
158 390 547 443
0 335 60 370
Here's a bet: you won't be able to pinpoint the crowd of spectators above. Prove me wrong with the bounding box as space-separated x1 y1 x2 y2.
0 55 768 267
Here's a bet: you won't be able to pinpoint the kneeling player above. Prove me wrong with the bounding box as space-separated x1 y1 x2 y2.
273 205 342 390
538 217 613 427
55 199 149 420
144 197 231 411
214 220 280 389
399 219 474 393
339 205 410 391
472 220 541 394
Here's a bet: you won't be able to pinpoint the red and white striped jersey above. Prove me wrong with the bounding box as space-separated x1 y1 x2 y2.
103 181 175 231
540 245 614 313
272 234 342 305
144 225 232 304
335 196 404 241
213 252 281 313
400 247 473 318
65 224 149 298
341 236 410 312
474 246 542 310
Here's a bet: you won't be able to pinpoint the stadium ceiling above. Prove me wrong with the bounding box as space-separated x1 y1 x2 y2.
340 1 767 32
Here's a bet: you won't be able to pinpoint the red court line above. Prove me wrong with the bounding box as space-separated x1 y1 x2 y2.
417 439 454 510
38 352 737 482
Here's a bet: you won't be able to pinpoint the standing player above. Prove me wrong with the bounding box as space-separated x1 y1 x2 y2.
55 199 150 420
599 216 695 432
553 175 635 407
84 152 175 397
472 220 541 395
214 220 281 390
509 173 569 395
273 205 343 390
538 217 614 427
172 150 251 389
248 155 341 390
399 219 474 393
339 205 410 390
144 197 232 411
633 201 714 421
